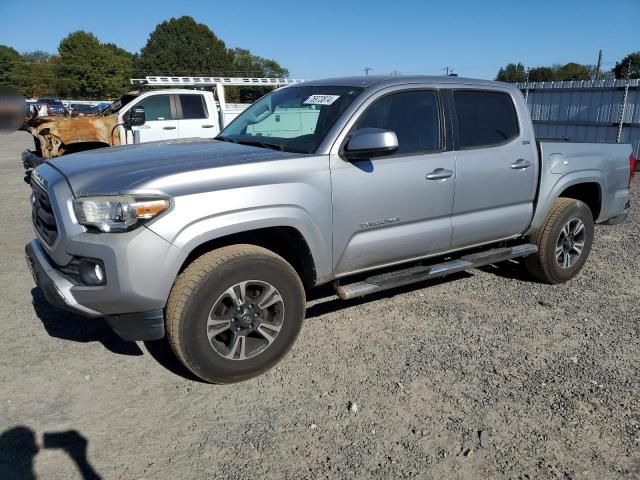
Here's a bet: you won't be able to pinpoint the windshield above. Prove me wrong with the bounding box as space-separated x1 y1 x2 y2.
101 93 138 116
218 85 364 154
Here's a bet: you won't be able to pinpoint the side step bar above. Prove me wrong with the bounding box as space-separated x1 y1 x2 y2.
335 243 538 300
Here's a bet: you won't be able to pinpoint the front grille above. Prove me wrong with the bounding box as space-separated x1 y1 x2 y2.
31 181 58 245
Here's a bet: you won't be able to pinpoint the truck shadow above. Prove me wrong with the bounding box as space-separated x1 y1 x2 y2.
305 260 538 318
305 271 473 318
143 338 206 383
29 261 535 383
476 259 539 283
0 426 102 480
30 288 143 356
30 287 204 382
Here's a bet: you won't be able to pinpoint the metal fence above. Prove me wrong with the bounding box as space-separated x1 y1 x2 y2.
516 79 640 157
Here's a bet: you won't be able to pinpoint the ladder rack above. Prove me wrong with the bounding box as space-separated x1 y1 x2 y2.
130 76 307 87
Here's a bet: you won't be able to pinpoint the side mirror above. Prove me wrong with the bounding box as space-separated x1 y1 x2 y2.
124 106 145 128
344 128 398 160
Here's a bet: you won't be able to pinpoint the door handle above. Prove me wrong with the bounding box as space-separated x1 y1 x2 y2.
425 168 453 180
510 159 532 169
163 126 177 130
201 124 214 128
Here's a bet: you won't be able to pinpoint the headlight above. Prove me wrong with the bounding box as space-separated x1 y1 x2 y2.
72 195 170 232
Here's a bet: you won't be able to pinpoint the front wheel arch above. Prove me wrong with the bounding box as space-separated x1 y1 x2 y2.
177 226 318 289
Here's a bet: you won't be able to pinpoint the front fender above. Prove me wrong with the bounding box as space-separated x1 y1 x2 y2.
132 154 333 282
161 205 331 280
26 115 118 158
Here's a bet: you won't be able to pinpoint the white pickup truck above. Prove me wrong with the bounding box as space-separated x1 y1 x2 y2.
22 77 304 164
111 89 245 145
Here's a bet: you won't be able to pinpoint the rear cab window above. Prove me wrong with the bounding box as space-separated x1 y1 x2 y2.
453 90 519 149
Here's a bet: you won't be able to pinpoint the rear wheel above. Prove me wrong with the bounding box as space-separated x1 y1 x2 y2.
525 197 594 284
166 245 305 383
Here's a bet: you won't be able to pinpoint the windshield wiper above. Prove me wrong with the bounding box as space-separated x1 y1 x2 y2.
215 136 236 143
234 139 283 151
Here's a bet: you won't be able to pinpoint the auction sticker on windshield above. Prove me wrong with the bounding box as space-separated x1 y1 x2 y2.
304 95 340 106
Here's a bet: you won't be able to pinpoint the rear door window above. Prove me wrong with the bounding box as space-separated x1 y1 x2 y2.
179 94 207 119
453 90 519 148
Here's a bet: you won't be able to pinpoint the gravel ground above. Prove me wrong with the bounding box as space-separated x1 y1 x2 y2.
0 131 639 479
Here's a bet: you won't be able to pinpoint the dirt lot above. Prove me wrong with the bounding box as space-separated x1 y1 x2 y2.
0 131 638 479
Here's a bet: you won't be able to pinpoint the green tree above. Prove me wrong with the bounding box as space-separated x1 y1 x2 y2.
228 48 289 102
612 52 640 79
101 43 135 96
554 62 592 81
55 31 134 99
496 63 527 83
9 51 57 98
139 16 234 76
528 66 555 82
231 48 289 77
0 45 21 89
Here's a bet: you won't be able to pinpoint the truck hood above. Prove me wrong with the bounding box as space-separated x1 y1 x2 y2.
47 138 300 196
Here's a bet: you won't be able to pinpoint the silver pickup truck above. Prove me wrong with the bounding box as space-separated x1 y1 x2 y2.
25 76 635 383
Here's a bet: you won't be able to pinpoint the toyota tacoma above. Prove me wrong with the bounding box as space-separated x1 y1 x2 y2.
25 76 635 383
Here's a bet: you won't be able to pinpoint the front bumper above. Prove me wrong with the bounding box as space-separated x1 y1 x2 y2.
26 231 185 340
25 240 101 317
22 149 44 170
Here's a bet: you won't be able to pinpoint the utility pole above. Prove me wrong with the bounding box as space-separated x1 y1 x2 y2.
595 49 603 80
363 67 372 76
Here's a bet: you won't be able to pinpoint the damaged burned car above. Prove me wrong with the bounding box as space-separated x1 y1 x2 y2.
21 85 236 176
22 92 141 168
20 77 300 175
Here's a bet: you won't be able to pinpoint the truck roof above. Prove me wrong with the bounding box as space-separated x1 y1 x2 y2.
298 75 516 90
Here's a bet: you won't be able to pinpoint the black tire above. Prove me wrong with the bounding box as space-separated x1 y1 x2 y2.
525 197 594 284
166 244 305 383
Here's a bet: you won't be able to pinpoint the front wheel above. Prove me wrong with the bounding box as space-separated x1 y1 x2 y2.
165 245 306 383
525 197 594 284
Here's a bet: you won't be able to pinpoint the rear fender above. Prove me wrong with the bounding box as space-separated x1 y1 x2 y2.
526 170 603 235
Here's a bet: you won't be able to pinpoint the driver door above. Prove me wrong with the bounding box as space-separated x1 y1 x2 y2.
330 88 456 276
129 94 179 143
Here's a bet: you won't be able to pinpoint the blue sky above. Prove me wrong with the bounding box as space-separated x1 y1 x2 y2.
0 0 638 80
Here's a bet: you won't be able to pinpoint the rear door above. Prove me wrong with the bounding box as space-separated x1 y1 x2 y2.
449 88 537 249
129 93 179 142
176 93 218 138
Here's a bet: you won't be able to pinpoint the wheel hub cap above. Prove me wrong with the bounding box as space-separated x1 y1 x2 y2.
555 218 586 269
206 280 285 360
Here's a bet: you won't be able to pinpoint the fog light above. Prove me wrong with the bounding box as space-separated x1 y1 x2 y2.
94 263 104 282
79 259 106 286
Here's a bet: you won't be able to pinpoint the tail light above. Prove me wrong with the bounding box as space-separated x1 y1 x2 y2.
630 154 637 188
47 105 52 116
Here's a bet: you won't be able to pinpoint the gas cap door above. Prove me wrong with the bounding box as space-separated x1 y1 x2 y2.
550 153 570 174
